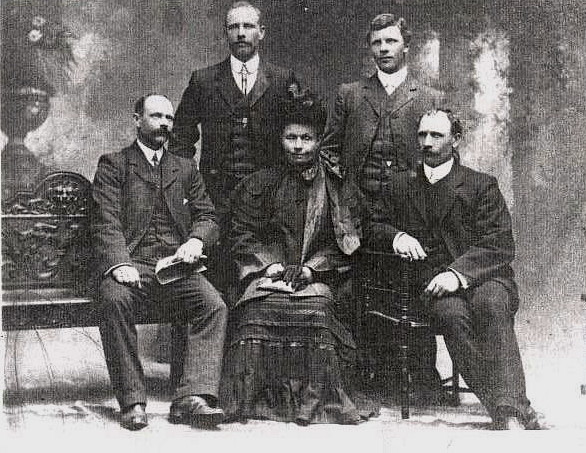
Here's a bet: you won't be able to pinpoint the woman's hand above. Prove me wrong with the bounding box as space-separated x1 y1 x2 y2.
265 263 285 278
280 265 313 290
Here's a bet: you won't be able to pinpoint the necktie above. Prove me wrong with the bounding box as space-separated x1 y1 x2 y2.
240 64 249 95
152 153 159 167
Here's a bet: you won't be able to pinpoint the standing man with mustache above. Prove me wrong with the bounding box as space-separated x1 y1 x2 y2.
171 1 300 300
321 13 445 403
92 94 227 431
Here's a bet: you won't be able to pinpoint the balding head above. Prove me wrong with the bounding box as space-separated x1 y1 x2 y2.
133 94 174 149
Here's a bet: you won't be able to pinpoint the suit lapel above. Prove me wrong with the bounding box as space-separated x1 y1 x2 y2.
215 58 245 110
408 169 430 226
432 163 463 225
160 151 180 189
128 142 158 187
363 74 419 118
407 164 464 228
383 77 418 116
362 75 388 118
247 62 270 106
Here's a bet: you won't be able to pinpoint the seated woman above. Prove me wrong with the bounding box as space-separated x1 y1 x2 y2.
220 90 376 425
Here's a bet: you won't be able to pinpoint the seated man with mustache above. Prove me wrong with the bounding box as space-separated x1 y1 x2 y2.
92 94 227 431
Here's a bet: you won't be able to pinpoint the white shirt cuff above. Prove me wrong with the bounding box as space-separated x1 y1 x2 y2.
104 263 133 277
392 232 407 254
448 268 469 289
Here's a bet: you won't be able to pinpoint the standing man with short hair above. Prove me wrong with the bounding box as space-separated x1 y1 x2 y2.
322 13 444 197
92 94 227 431
365 109 544 430
171 2 300 297
321 13 445 399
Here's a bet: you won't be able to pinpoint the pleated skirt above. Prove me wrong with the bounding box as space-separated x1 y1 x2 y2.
220 292 379 425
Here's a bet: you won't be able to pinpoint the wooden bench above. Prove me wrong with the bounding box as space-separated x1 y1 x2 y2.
1 171 186 388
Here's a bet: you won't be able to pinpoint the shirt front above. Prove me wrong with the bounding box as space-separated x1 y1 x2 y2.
137 139 165 167
377 66 408 96
231 54 260 94
423 157 454 185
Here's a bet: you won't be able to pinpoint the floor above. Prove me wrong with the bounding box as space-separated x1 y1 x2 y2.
2 322 586 453
3 244 586 452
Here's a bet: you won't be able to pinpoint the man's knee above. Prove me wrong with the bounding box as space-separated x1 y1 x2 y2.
204 289 228 316
98 277 134 311
190 275 228 317
471 281 515 321
429 296 469 332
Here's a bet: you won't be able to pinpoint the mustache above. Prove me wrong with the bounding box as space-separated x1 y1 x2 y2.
155 127 174 139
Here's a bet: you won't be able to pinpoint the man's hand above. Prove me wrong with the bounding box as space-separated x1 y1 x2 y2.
112 265 142 288
174 238 204 263
394 233 427 261
265 263 285 278
423 271 460 298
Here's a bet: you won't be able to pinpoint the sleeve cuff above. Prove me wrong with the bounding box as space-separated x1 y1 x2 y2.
392 232 406 254
448 268 469 289
104 262 133 277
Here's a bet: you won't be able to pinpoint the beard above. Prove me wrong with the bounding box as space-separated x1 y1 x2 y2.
139 128 172 148
230 41 254 60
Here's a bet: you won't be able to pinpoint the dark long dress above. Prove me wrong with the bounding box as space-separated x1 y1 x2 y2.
220 163 377 425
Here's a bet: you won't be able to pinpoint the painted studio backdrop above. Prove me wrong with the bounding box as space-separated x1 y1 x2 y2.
1 0 585 410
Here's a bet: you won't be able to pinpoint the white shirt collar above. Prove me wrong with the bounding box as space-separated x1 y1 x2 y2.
137 138 165 166
377 66 408 96
230 53 260 74
424 158 454 184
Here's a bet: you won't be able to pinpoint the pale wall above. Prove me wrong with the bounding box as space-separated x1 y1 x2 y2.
2 0 585 401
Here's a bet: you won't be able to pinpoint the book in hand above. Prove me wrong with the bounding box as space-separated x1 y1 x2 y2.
256 277 295 293
155 255 207 285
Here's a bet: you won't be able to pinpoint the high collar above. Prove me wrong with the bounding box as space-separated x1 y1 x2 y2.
136 138 166 166
423 157 454 184
376 66 408 96
230 53 260 74
285 159 320 182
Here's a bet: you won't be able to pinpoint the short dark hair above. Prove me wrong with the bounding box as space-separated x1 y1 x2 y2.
419 108 463 137
367 13 411 46
226 1 263 26
134 93 170 116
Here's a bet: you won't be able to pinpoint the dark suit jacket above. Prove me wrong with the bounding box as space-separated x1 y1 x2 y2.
92 142 219 276
321 74 444 183
171 58 298 172
365 163 517 296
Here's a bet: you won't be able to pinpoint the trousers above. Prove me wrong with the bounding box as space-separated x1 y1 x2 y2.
98 261 227 409
428 280 530 416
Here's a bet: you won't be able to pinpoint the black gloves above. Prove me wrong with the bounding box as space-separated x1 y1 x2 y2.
272 264 311 291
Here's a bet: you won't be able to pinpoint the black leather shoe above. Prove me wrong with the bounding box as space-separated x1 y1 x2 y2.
120 403 148 431
493 406 524 430
521 406 549 430
493 405 548 430
169 396 224 428
493 415 525 430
